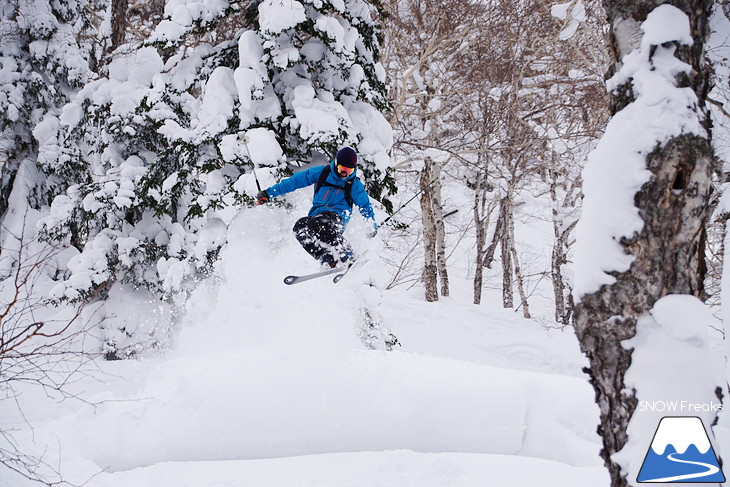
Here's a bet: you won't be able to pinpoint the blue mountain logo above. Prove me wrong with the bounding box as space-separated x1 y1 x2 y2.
637 416 725 483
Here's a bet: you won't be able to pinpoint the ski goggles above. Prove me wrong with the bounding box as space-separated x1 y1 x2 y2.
335 163 355 177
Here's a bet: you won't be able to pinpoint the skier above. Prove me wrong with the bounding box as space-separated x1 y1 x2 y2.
256 147 377 268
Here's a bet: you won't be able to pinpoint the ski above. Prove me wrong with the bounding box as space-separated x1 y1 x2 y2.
284 265 346 285
333 251 369 284
285 251 369 285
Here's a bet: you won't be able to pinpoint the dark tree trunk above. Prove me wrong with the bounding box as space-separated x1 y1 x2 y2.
111 0 129 50
573 2 714 487
0 160 19 222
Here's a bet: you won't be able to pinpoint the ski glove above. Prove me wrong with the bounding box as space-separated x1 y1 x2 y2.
367 222 378 238
256 190 269 205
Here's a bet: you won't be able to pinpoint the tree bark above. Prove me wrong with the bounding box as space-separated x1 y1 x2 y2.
0 157 19 223
574 2 714 486
508 204 530 319
151 0 166 24
551 170 568 324
432 159 449 297
499 198 514 309
421 159 438 302
551 223 576 325
550 168 578 326
111 0 129 50
484 199 505 270
473 176 489 305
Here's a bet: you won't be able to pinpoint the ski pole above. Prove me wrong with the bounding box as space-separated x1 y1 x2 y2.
378 177 439 227
238 133 262 193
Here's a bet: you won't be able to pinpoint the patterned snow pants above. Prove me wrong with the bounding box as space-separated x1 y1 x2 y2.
293 212 352 265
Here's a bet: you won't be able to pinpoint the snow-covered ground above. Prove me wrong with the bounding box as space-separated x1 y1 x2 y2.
0 200 609 487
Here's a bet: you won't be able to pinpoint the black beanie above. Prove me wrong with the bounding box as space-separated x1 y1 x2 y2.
336 147 357 168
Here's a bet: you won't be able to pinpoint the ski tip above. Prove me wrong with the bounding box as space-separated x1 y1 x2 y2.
284 276 296 285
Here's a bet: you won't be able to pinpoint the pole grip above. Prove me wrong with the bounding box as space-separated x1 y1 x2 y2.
239 132 263 193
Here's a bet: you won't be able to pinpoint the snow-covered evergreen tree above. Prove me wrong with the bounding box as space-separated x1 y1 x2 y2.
0 0 99 222
37 0 395 356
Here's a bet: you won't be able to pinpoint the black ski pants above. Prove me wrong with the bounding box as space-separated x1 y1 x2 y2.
293 212 351 263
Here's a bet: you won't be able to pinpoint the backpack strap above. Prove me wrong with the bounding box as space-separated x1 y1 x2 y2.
342 178 353 207
314 165 353 207
314 165 330 195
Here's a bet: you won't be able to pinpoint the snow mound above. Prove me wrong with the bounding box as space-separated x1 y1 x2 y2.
75 450 607 487
0 203 605 487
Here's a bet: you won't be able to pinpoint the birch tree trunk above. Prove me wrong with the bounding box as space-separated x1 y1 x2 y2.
432 159 449 297
499 198 514 309
508 204 530 319
550 167 579 326
421 159 438 302
550 170 569 324
473 176 489 305
573 2 715 486
484 199 504 270
420 156 449 301
551 221 576 325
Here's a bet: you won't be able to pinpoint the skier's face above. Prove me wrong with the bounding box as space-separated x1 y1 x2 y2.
335 163 355 178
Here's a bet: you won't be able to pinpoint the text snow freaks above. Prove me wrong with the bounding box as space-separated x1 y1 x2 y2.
638 401 723 413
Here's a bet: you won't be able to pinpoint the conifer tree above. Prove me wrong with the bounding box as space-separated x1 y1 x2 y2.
37 0 395 355
0 0 98 220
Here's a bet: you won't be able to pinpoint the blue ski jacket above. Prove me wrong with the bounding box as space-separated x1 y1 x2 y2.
265 161 376 228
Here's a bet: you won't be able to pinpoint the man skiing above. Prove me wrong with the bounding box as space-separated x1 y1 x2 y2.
256 147 377 268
